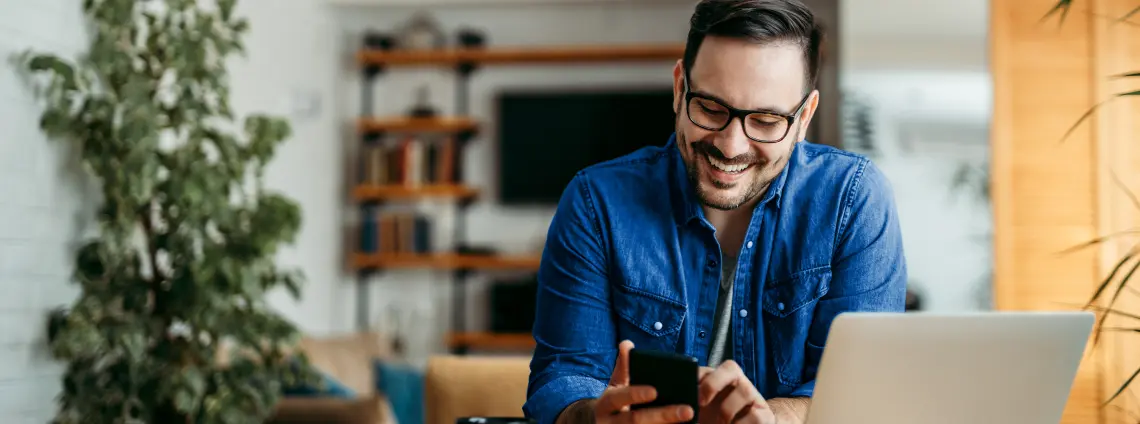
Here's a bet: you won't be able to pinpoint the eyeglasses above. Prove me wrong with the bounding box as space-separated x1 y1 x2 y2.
683 77 812 143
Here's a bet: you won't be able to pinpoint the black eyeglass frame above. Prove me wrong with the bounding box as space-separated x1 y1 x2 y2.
682 76 813 143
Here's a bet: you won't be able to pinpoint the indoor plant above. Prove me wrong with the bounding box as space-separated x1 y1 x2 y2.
1046 0 1140 407
20 0 318 422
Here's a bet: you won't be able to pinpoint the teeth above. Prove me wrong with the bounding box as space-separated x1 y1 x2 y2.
707 155 749 173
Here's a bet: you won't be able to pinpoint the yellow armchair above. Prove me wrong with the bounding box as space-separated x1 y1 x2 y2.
424 355 533 424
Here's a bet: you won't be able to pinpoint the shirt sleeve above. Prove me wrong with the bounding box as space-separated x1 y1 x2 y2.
523 173 616 424
795 160 908 397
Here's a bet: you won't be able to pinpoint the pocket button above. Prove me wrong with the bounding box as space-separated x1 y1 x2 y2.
777 302 785 311
653 321 663 331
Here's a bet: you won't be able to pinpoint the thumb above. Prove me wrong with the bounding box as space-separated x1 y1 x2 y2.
610 340 635 386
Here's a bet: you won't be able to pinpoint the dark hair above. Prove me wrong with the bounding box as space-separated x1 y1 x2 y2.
683 0 824 93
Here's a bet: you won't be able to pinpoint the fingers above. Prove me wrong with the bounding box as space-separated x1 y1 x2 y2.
719 388 757 423
698 361 768 424
698 366 713 380
610 340 636 386
614 405 694 424
596 385 657 414
699 360 747 406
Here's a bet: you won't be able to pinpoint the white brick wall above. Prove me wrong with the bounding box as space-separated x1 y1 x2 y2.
0 0 89 422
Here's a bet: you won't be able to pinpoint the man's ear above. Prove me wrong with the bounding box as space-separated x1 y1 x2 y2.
797 89 821 141
672 59 684 114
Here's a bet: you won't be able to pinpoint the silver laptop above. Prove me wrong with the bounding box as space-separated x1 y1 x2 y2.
805 311 1094 424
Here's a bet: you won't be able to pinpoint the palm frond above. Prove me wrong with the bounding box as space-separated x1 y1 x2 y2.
1108 366 1140 406
1111 170 1140 212
1042 0 1074 26
1057 230 1140 254
1094 254 1140 345
1121 5 1140 22
1084 304 1140 322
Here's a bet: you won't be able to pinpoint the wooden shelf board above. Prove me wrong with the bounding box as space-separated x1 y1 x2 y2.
447 332 536 350
353 184 478 201
353 253 541 270
358 117 478 133
357 44 684 66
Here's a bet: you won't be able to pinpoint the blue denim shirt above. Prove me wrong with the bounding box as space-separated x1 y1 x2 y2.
523 134 907 424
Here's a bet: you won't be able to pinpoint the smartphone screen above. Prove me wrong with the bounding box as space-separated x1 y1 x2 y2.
628 348 699 424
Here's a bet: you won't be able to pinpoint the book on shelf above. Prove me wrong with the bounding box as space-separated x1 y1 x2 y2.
359 208 432 255
360 135 461 186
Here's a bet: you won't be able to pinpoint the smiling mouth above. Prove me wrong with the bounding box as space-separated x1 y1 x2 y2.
704 153 753 174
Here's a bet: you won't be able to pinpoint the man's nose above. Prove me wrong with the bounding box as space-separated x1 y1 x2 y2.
715 117 753 159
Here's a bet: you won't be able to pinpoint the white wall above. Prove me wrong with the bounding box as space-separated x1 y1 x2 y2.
0 1 89 421
842 71 993 311
838 0 993 312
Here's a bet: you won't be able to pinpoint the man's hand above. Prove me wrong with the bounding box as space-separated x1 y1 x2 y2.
556 340 694 424
698 361 775 424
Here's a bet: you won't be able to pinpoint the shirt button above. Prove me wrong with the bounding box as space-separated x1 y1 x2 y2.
707 258 717 268
777 302 785 311
698 331 707 339
746 241 754 249
739 309 748 318
653 321 663 331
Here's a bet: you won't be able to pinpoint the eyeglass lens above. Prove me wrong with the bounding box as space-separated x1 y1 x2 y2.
688 97 789 142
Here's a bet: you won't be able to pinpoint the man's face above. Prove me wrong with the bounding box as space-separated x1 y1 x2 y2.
672 35 819 211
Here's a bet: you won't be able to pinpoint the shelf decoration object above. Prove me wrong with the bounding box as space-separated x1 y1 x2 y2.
457 27 487 49
364 29 396 51
398 11 447 50
408 85 440 118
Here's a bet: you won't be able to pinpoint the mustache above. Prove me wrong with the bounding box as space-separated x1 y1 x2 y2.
691 141 759 166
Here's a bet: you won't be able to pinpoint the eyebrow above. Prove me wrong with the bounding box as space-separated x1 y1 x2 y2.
690 88 797 116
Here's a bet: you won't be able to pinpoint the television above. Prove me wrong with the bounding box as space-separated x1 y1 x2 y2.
496 87 677 205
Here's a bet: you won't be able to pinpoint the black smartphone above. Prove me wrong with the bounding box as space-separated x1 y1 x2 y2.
628 348 699 423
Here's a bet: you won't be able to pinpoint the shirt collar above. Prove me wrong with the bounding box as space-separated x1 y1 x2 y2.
668 133 793 226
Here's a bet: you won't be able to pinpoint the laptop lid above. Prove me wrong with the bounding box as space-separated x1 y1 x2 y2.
805 311 1094 424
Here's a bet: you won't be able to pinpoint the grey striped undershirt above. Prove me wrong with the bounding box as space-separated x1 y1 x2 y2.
707 253 738 368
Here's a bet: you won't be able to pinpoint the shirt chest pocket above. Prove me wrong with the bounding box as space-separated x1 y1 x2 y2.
614 287 687 352
762 266 831 388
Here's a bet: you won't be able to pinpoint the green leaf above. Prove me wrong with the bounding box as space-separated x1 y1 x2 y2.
1120 5 1140 22
1084 304 1140 321
1059 90 1140 144
1058 229 1140 254
1058 99 1108 144
26 54 79 89
1107 366 1140 406
1094 252 1140 345
1041 0 1073 26
174 389 196 414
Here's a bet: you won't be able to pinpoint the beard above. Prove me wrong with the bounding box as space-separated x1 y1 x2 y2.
678 129 791 211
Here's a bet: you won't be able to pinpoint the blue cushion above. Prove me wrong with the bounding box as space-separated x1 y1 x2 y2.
374 360 425 424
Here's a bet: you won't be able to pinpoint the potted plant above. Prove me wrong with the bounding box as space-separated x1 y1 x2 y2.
19 0 319 422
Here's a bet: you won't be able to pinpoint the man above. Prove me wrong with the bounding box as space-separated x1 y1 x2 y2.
523 1 907 423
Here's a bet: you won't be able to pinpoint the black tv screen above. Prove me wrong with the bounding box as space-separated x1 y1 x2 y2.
497 87 677 205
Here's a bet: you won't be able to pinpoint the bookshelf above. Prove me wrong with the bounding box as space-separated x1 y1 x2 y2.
447 332 536 350
357 44 685 66
352 253 541 270
358 116 478 134
351 42 683 354
352 184 478 201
